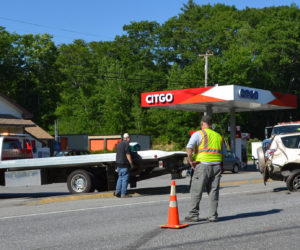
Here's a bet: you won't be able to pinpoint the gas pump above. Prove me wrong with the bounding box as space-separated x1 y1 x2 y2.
235 126 250 169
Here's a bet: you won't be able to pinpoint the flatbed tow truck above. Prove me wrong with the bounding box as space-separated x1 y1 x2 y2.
0 133 187 194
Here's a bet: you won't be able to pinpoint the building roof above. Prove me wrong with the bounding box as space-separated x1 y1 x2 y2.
0 118 36 127
0 93 33 119
25 126 54 140
0 118 53 140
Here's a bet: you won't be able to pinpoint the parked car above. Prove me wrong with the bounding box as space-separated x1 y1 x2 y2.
257 132 300 191
223 151 240 173
55 150 90 157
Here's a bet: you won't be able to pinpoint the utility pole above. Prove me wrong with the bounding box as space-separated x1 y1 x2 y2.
54 120 59 142
199 50 214 116
199 50 213 87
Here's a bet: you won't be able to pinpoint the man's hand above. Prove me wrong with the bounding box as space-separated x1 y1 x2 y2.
130 162 135 169
189 161 195 169
221 162 224 173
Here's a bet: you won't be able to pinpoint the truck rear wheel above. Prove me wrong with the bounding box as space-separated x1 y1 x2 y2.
67 170 94 194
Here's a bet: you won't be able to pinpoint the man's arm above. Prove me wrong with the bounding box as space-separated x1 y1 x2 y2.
221 142 227 162
187 147 196 169
186 131 202 169
126 153 135 169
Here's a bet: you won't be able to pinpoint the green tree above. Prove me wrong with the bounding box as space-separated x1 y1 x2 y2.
0 29 60 129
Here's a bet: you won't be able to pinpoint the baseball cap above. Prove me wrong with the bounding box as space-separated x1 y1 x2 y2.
123 133 130 139
201 115 212 125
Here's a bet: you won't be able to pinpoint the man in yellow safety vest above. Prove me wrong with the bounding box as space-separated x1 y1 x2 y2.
185 115 226 222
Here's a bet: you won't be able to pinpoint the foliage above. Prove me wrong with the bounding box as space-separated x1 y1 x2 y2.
1 2 300 150
90 149 116 154
0 29 60 128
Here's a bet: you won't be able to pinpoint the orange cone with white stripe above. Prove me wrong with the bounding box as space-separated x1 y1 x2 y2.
160 180 188 229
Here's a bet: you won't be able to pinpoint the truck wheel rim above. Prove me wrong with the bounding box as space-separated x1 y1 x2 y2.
71 175 86 192
293 175 300 191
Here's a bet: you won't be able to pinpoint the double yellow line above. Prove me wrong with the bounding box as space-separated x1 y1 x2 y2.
220 179 265 186
26 178 267 206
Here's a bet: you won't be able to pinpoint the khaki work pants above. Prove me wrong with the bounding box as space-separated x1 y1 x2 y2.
188 163 222 219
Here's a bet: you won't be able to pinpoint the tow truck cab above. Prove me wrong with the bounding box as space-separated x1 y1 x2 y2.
0 133 33 161
262 122 300 153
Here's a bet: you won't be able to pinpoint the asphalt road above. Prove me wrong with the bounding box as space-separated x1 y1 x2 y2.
0 167 299 250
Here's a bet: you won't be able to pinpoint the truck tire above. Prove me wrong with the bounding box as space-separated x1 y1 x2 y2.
286 172 300 192
67 170 94 194
257 147 266 173
171 171 182 179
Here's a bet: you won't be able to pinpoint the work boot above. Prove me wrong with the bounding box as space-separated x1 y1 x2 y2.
206 217 218 222
184 216 200 222
114 192 121 198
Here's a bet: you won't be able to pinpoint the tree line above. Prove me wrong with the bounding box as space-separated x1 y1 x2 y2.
1 0 300 149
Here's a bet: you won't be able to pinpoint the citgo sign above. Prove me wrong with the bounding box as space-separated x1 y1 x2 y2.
238 88 259 100
145 93 174 104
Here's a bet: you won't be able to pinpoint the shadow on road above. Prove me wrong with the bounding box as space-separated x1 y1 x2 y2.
273 187 289 192
130 184 190 196
130 180 244 196
0 192 70 199
219 209 282 222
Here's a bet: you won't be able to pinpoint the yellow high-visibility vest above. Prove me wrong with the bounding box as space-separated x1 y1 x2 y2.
193 129 223 162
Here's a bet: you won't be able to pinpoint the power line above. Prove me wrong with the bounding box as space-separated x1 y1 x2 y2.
0 16 99 38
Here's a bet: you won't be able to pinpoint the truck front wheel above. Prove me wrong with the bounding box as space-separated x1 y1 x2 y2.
286 172 300 192
257 147 266 173
67 170 94 194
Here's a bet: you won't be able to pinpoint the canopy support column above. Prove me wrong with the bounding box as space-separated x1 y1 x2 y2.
230 108 236 154
205 105 212 117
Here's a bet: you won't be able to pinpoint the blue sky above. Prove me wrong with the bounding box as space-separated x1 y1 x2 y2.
0 0 298 45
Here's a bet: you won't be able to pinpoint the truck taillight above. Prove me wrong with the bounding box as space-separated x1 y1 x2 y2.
159 160 163 168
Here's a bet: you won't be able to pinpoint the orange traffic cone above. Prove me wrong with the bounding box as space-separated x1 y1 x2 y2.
160 180 188 229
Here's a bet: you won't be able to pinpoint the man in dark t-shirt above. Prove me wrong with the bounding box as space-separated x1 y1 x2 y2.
114 133 134 198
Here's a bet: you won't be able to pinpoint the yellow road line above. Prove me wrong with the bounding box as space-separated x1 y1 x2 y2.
26 192 115 206
251 179 264 183
220 180 249 186
27 178 269 205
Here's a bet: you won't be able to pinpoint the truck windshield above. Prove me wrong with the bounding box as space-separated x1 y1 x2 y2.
271 125 300 136
3 138 22 150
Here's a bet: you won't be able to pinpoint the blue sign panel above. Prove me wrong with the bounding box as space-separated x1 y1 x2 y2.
238 88 258 100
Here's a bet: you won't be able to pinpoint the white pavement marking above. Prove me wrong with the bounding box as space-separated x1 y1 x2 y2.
0 188 272 221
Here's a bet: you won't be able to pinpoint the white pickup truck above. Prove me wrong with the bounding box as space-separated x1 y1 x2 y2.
0 134 187 194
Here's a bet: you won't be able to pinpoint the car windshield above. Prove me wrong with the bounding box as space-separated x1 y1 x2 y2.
225 151 236 158
281 135 300 149
272 125 300 136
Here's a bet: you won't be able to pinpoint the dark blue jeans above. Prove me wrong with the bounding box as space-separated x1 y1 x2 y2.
115 166 130 196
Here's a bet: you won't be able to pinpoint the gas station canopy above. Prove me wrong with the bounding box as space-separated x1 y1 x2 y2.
141 85 297 154
141 85 297 113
